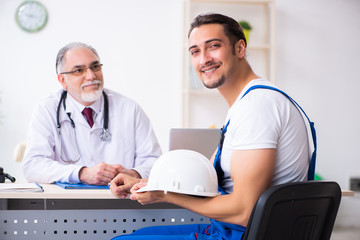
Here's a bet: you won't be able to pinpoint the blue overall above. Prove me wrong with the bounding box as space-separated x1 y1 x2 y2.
112 85 316 240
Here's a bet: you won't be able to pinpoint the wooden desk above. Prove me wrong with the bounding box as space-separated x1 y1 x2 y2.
0 184 209 240
2 183 353 199
341 190 355 197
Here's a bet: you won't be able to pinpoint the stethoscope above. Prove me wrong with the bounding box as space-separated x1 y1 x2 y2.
56 90 112 163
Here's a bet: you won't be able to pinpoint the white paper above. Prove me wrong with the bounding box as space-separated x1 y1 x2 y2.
0 183 43 192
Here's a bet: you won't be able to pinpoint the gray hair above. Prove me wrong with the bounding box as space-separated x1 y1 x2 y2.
55 42 100 74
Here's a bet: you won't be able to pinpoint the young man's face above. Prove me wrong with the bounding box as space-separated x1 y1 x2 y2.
58 47 104 106
188 23 239 89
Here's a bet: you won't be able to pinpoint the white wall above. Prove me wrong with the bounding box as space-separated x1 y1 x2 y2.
275 0 360 228
276 0 360 187
0 0 359 228
0 0 183 180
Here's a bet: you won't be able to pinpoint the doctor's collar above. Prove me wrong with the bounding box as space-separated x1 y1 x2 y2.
65 92 103 115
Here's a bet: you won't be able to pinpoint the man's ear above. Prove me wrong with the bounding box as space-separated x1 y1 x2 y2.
58 74 68 90
235 39 246 59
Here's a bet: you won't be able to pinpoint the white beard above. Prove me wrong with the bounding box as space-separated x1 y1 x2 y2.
64 74 103 103
80 80 103 102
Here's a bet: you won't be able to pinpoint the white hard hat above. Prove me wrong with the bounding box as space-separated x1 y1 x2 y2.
137 149 220 197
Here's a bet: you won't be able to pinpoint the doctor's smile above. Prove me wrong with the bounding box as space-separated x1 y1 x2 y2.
82 80 101 90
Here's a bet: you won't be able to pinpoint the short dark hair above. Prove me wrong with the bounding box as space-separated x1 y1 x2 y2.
188 13 247 52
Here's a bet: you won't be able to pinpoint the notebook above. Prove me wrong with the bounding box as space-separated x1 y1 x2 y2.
169 128 220 159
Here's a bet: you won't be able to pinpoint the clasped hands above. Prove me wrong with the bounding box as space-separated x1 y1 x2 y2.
79 162 140 185
110 173 165 205
78 161 164 204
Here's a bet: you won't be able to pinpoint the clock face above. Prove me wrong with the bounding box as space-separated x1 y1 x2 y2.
15 1 48 33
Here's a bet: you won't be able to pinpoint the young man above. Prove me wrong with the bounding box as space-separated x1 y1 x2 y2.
110 13 310 239
23 42 162 185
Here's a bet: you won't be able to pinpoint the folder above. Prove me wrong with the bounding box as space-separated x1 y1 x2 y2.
55 182 110 189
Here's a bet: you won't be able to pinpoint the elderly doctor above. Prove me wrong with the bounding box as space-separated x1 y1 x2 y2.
22 42 162 186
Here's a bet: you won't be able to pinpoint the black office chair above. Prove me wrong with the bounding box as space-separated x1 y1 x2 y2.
242 181 341 240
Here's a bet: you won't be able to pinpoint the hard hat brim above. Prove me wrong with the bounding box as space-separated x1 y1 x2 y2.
136 185 220 197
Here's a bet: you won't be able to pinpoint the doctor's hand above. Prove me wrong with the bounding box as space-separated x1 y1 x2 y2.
116 165 141 179
79 162 120 185
129 180 165 205
110 173 141 198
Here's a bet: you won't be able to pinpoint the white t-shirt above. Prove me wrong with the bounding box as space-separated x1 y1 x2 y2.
220 79 310 193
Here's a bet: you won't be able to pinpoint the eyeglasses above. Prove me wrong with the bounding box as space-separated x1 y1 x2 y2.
60 63 103 76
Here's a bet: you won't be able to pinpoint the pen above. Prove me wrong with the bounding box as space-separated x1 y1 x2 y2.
34 182 44 192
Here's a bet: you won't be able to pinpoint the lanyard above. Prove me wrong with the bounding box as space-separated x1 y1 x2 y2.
214 85 317 194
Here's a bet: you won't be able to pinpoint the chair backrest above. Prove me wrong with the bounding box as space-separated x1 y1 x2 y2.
242 181 341 240
13 142 27 162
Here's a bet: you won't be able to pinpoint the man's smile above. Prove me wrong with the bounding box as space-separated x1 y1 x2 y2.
201 64 221 76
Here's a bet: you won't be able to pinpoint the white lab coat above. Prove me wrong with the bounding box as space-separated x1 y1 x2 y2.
22 88 162 183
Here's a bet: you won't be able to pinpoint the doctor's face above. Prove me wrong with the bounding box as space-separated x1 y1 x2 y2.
58 47 104 106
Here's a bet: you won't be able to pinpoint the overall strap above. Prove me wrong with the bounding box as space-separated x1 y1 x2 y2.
213 119 230 195
242 85 317 180
213 85 317 195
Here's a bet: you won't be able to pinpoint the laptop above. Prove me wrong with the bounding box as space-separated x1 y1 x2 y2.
169 128 220 159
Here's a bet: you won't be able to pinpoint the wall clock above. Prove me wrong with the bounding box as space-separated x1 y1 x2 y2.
15 1 48 33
